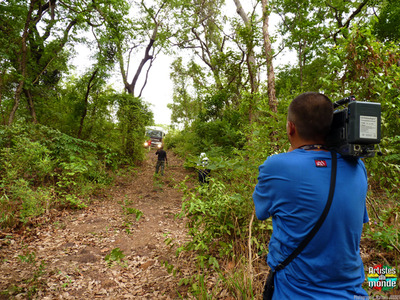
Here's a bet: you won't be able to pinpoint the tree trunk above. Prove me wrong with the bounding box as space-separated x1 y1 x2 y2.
262 0 277 113
233 0 258 93
298 40 307 89
232 0 259 124
0 70 5 125
78 69 98 139
8 81 24 125
24 89 38 124
8 0 36 125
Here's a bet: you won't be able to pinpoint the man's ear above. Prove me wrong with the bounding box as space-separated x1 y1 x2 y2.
287 121 296 136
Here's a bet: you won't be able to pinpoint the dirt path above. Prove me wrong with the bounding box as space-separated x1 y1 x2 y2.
0 151 195 299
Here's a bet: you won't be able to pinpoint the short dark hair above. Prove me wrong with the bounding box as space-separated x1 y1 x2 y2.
288 92 333 141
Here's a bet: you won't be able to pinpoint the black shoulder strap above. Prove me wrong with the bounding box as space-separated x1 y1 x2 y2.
274 150 337 272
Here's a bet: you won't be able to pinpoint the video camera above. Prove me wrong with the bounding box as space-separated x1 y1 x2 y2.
325 96 381 158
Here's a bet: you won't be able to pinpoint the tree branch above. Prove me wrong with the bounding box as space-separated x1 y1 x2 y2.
127 27 157 95
139 51 157 98
328 0 369 42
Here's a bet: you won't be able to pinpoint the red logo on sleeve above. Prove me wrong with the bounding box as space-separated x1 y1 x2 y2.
315 160 327 167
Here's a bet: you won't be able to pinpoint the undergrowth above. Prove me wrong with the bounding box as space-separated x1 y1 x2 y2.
0 123 120 228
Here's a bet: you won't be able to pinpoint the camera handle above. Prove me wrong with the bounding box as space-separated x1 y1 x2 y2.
377 144 383 156
333 95 356 108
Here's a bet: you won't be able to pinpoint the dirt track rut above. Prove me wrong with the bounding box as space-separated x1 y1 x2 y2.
0 151 195 299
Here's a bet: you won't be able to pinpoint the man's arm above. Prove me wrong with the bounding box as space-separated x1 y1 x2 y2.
253 162 274 220
253 155 284 220
253 182 272 220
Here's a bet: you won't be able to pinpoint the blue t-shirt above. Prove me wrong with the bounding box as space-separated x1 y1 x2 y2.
253 149 369 299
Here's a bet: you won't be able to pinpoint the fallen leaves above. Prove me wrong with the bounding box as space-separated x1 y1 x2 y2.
0 152 194 299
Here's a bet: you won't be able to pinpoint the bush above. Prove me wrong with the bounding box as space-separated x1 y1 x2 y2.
163 129 199 157
0 123 120 228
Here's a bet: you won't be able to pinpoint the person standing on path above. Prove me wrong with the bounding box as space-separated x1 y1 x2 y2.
197 152 211 183
155 146 167 175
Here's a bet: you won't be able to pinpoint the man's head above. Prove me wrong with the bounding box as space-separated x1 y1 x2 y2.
287 92 333 145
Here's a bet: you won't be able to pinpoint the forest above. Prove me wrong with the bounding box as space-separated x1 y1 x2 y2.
1 0 400 298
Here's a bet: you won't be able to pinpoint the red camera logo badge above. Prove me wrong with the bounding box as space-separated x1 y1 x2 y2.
315 160 327 167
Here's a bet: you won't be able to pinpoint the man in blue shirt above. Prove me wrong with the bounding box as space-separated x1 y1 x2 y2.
253 92 369 299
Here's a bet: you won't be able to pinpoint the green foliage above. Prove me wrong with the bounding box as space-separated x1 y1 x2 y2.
47 74 114 139
119 197 143 234
0 123 119 228
163 129 199 157
0 0 136 125
0 136 53 185
104 248 126 267
365 138 400 199
364 195 400 253
366 222 400 252
123 207 143 221
182 273 222 299
116 94 153 161
166 118 246 159
122 198 143 221
168 58 202 127
373 0 400 42
63 195 87 210
17 252 37 264
0 194 14 228
193 119 246 153
178 148 274 264
179 179 252 260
